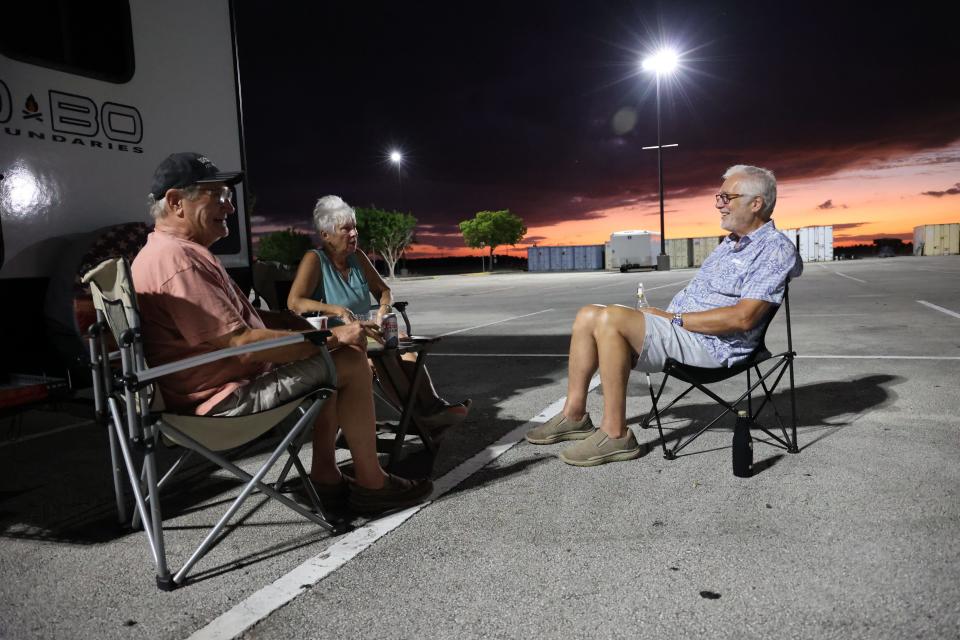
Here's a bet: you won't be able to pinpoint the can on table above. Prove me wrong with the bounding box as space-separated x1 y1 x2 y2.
381 312 399 348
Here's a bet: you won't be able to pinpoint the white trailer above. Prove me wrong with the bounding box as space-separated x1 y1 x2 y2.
0 0 250 386
780 226 833 262
608 230 661 272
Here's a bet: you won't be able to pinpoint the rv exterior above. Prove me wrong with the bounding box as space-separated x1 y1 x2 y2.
0 0 250 382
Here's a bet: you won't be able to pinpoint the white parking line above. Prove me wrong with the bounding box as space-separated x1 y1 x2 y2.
798 355 960 360
916 300 960 320
433 353 568 357
833 271 867 283
187 375 602 640
437 309 554 337
428 353 960 360
0 420 96 449
592 278 689 291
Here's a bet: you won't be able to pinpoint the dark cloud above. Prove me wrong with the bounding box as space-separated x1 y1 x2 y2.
922 183 960 197
832 222 867 230
817 199 849 210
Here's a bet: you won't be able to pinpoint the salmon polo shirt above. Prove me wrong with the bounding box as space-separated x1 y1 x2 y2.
132 230 270 414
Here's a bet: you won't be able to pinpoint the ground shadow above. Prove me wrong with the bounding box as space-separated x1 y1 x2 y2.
627 373 901 459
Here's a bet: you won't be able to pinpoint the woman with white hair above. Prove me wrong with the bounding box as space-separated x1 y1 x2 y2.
288 195 470 429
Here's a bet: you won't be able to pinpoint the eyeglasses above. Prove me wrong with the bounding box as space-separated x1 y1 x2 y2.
196 185 234 205
715 192 749 205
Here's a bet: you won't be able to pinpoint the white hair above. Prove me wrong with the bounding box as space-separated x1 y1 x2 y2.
146 185 203 220
312 195 356 236
723 165 777 219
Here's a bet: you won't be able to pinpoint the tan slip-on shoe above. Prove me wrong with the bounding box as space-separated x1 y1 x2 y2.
559 428 642 466
525 412 595 445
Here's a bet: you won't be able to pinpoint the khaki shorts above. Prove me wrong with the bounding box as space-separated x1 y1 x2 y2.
635 313 723 372
209 354 334 417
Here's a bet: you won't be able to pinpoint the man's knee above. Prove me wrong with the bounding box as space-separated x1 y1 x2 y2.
595 305 643 336
573 304 606 331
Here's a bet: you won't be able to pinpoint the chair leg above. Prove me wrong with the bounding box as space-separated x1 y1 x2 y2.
787 354 799 453
106 417 128 527
163 400 342 586
142 437 173 590
645 374 676 459
750 362 795 451
133 451 193 531
641 373 654 428
107 399 169 583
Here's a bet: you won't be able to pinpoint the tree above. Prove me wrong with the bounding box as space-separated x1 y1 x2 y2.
256 228 313 266
355 206 417 279
459 209 526 271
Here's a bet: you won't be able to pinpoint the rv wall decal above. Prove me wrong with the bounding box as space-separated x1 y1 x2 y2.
0 80 10 123
0 80 143 153
23 95 42 121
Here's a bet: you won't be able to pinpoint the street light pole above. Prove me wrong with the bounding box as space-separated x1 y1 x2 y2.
641 48 679 271
656 74 665 260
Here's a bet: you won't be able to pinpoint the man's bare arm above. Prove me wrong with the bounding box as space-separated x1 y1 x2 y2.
643 298 771 335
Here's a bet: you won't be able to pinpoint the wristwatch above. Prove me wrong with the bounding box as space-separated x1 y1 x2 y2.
671 312 683 327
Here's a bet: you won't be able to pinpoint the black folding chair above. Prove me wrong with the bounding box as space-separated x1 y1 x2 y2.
641 282 798 461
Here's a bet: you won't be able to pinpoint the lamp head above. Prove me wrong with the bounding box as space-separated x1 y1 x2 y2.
641 49 679 75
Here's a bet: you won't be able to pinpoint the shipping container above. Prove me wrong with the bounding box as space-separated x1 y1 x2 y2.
664 238 692 269
913 223 960 256
528 245 604 271
604 242 613 270
607 230 661 271
691 235 723 267
526 246 550 271
573 245 604 270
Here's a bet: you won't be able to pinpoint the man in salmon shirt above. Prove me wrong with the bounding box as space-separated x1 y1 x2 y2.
132 152 431 515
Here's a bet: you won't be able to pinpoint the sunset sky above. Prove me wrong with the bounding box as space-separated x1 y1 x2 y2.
236 1 959 258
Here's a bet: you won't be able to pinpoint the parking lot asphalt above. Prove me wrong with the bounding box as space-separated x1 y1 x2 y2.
1 255 958 640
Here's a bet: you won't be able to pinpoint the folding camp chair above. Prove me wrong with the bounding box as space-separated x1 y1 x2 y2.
363 302 445 469
641 282 799 462
83 257 347 591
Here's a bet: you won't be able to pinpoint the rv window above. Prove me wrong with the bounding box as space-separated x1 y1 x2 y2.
1 1 134 84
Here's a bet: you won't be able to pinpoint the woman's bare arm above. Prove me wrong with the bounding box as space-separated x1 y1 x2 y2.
287 250 352 318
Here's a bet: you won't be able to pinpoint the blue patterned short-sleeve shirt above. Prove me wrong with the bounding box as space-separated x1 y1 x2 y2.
667 220 802 366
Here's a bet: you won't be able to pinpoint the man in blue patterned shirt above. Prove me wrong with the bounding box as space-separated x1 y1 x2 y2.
526 165 802 466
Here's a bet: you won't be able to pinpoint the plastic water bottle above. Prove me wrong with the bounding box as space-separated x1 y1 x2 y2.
635 282 649 310
732 410 753 478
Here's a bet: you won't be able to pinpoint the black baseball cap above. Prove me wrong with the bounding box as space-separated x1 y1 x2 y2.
150 152 243 200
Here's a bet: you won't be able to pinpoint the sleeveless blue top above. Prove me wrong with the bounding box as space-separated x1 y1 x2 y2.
311 249 371 317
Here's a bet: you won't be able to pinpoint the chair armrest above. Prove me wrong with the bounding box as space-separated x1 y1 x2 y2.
137 332 326 383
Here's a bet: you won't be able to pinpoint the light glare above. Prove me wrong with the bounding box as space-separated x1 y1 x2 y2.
641 49 679 75
389 150 403 164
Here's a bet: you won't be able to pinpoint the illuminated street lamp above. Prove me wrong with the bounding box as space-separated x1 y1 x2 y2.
641 48 679 271
388 148 403 208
